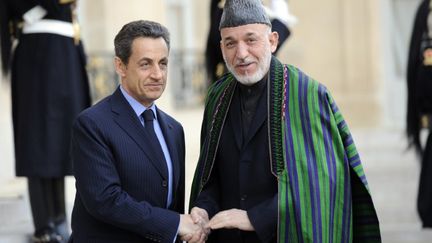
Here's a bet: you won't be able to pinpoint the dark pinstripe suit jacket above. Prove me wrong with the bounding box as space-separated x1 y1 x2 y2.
70 87 185 243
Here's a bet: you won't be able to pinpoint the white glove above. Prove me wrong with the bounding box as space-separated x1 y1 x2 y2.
23 5 47 24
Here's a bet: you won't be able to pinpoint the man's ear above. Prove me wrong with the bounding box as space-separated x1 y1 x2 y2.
269 31 279 53
220 40 227 60
114 57 127 78
220 40 224 55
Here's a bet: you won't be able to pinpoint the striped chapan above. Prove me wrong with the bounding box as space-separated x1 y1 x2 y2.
190 56 381 243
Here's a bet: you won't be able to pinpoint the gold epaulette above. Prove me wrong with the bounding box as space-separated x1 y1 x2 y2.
70 2 80 45
9 20 23 39
59 0 75 4
218 0 225 9
216 63 225 78
421 114 431 129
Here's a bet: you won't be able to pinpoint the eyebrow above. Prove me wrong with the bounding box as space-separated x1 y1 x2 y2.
137 56 168 63
223 32 258 41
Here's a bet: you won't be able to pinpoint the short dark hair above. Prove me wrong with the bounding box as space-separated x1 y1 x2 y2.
114 20 170 64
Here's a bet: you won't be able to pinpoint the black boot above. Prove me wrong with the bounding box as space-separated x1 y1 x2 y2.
32 223 64 243
54 220 69 242
418 133 432 227
52 178 69 242
28 178 69 243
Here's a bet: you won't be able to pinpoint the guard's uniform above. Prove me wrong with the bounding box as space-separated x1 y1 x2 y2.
407 0 432 228
1 0 90 241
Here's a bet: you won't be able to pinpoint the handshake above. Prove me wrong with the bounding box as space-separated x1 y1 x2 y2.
178 207 255 243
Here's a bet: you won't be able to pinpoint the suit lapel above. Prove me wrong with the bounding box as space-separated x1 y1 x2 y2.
229 86 243 150
110 88 168 179
156 109 180 192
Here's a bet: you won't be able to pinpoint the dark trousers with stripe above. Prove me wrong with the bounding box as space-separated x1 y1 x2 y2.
418 132 432 227
28 177 69 241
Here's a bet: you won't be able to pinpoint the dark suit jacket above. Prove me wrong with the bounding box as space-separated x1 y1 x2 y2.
194 85 278 243
70 87 185 243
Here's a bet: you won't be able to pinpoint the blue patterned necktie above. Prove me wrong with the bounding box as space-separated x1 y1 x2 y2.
142 109 167 164
143 109 173 207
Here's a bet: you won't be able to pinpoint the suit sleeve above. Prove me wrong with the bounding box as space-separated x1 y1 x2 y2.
71 113 180 242
192 165 220 218
247 193 278 242
190 98 221 217
174 125 186 215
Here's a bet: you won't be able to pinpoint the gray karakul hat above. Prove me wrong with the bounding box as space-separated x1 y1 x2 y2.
219 0 271 30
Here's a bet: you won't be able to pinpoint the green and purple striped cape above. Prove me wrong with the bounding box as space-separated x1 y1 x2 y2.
190 57 381 242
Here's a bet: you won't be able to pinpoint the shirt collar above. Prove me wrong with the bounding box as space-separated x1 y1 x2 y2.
120 85 157 120
237 75 267 97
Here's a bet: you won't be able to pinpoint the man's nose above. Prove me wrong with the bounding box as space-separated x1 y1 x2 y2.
151 65 163 80
236 42 249 59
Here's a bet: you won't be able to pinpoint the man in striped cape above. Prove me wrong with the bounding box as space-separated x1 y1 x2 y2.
189 0 381 242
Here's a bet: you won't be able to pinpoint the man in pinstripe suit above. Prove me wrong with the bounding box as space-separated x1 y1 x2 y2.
69 20 206 243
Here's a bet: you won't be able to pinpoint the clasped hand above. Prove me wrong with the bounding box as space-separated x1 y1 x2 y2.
179 207 210 243
179 207 254 242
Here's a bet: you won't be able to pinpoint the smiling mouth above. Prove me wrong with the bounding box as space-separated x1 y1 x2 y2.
144 84 163 91
146 82 163 87
236 63 254 72
237 62 251 67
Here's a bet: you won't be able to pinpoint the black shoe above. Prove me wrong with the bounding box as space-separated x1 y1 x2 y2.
32 228 64 243
54 220 70 242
